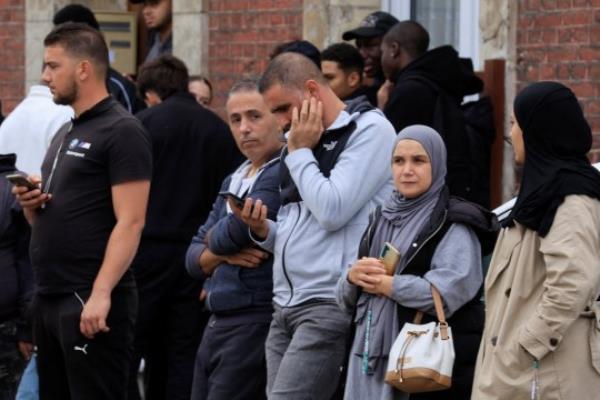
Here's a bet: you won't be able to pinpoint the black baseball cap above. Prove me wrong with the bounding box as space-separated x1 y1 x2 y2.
342 11 399 41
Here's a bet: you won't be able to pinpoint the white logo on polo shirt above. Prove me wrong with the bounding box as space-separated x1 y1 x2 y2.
66 138 92 158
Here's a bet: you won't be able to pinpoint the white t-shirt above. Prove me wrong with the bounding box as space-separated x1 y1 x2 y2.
0 85 73 175
226 164 258 214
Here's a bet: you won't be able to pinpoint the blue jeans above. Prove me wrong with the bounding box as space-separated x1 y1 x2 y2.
266 300 352 400
16 354 39 400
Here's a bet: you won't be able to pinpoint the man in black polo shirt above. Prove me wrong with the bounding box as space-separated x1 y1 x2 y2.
13 23 152 400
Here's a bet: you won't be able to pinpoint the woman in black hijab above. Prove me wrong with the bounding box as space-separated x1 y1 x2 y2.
472 82 600 399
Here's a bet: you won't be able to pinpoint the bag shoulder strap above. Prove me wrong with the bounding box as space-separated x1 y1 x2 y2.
412 285 450 340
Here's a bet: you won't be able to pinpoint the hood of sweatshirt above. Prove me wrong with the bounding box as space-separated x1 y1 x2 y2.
396 45 484 101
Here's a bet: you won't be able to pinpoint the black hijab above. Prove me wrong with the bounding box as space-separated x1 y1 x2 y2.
506 81 600 236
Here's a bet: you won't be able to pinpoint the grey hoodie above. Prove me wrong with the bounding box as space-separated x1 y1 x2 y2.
255 106 396 307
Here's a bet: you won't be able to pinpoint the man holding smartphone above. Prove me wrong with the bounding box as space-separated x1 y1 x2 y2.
240 52 396 399
185 79 282 400
13 23 152 400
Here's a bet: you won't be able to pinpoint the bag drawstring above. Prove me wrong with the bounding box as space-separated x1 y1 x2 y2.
396 330 429 382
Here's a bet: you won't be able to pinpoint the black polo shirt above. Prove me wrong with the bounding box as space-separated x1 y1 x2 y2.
30 97 152 294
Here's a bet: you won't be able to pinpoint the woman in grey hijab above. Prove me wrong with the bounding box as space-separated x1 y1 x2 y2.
337 125 494 400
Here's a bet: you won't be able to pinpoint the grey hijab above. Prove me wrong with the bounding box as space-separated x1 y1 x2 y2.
375 125 447 265
349 126 448 387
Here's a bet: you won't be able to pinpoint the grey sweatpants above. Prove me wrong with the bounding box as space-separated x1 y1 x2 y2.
266 300 352 400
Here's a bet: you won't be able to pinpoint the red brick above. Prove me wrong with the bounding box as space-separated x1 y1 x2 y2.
596 82 600 97
519 49 546 62
557 64 571 79
558 26 589 43
546 46 578 61
572 0 591 6
570 82 595 98
578 46 600 61
253 0 274 9
527 65 540 80
231 14 242 27
518 16 533 29
540 0 558 8
590 117 600 133
588 100 600 114
570 63 588 79
591 25 600 42
230 43 244 57
223 0 248 11
215 43 229 58
527 29 543 43
271 13 284 25
521 0 542 10
561 9 592 24
242 44 256 58
557 0 571 8
590 63 600 80
542 28 558 43
518 64 540 81
592 133 600 149
539 63 557 79
532 13 562 28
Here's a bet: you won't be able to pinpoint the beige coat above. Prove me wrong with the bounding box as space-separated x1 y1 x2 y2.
472 195 600 400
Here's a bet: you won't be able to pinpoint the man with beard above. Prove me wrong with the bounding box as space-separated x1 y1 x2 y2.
131 0 173 63
342 11 398 107
12 23 152 400
52 4 146 114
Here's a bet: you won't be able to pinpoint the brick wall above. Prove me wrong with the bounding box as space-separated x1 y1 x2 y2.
516 0 600 161
0 0 24 115
207 0 303 115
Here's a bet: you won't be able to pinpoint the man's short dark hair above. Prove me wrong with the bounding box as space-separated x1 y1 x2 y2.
137 55 189 100
321 43 364 76
384 21 430 59
53 4 100 30
44 22 109 80
270 40 321 68
259 52 326 94
228 78 259 100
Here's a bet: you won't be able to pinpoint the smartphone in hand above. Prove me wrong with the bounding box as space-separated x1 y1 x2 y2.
5 173 38 191
380 242 401 276
218 191 246 210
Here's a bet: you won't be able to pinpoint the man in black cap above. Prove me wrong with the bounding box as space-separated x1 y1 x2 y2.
342 11 399 107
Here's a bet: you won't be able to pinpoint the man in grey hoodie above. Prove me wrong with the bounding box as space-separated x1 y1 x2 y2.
240 52 396 400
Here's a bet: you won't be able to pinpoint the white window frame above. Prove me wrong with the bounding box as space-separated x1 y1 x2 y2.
381 0 481 69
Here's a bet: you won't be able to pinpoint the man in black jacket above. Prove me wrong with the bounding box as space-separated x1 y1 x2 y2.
0 154 33 399
131 55 242 400
380 21 488 205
